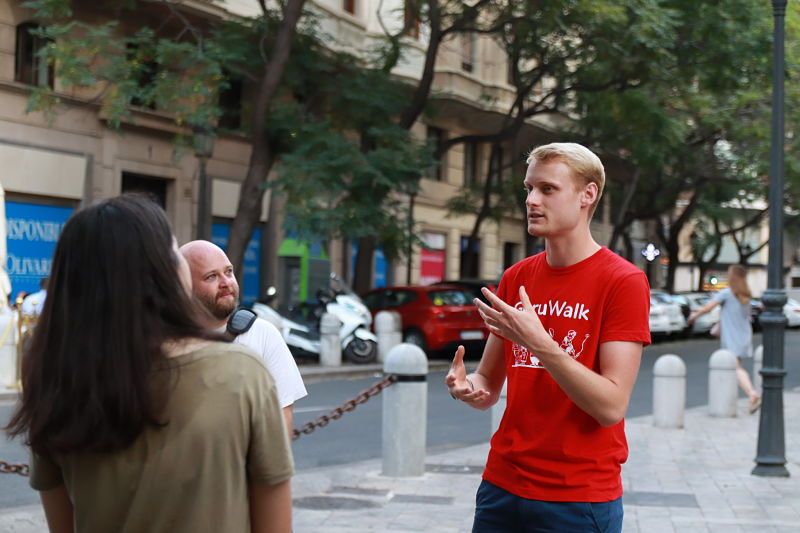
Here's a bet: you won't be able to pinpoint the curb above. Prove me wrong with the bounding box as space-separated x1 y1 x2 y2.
298 360 453 384
0 389 19 403
0 361 460 400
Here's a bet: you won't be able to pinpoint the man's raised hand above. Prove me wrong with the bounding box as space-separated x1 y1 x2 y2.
476 286 556 357
445 345 490 404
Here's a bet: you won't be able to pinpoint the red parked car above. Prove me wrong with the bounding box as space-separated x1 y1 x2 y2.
361 285 488 355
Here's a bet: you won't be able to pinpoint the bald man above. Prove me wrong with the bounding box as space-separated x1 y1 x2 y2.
181 240 307 430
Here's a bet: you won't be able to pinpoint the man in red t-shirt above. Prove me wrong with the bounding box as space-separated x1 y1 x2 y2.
446 142 650 532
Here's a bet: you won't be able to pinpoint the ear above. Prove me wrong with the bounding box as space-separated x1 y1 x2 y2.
581 182 598 208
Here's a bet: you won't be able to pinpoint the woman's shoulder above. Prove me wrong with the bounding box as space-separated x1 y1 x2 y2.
166 341 268 373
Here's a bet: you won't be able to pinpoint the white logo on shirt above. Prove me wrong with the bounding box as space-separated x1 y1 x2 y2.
511 300 591 369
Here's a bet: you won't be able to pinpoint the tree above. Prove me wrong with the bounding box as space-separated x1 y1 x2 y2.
345 0 511 292
26 0 308 285
576 0 776 291
442 0 680 277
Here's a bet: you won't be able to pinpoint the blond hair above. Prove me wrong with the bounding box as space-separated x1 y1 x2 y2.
526 142 605 219
727 264 752 304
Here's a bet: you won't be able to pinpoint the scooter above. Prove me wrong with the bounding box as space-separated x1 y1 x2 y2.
251 274 378 364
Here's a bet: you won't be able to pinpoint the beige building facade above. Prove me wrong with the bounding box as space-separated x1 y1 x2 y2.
0 0 616 304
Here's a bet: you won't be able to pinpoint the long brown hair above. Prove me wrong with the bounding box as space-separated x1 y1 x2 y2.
728 264 752 304
6 195 222 455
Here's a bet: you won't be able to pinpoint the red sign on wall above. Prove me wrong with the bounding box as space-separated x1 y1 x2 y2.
420 248 446 285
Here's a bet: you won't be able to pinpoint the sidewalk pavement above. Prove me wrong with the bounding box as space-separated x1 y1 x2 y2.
1 390 798 532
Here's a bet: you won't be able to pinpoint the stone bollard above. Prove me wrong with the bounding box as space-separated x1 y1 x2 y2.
319 313 342 367
708 349 738 417
375 311 402 363
491 379 508 435
753 345 763 394
652 354 686 428
382 343 428 477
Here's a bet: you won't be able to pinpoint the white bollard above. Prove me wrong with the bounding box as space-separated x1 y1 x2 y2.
753 345 763 395
708 349 738 417
0 308 17 388
319 313 342 367
491 379 508 434
653 354 686 428
375 311 402 363
382 343 428 477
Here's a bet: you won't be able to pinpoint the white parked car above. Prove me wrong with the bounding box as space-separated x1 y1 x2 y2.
683 292 721 335
649 295 686 337
783 298 800 328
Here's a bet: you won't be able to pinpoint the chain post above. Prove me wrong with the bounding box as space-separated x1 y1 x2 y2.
1 375 399 472
292 374 396 440
0 460 30 477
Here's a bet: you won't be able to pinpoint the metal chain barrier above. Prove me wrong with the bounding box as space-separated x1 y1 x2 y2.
0 460 29 477
1 375 397 472
292 374 396 440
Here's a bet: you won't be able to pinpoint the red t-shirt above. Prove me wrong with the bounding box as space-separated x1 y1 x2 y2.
483 247 651 502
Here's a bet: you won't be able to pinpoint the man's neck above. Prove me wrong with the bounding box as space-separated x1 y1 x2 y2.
206 317 228 331
544 226 601 268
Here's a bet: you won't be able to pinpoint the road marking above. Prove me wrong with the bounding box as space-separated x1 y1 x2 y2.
294 406 335 413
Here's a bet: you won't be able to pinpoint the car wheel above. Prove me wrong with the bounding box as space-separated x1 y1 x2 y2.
343 338 378 364
403 329 427 351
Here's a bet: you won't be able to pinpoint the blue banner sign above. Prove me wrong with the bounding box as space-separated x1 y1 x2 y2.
5 201 74 298
211 223 262 306
350 243 387 288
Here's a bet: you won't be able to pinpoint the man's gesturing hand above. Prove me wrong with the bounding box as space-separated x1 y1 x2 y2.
445 345 490 404
475 286 557 357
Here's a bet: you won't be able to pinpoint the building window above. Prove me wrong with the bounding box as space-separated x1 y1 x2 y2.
15 23 54 88
464 142 479 186
503 242 519 270
494 145 505 180
404 1 420 39
343 0 356 15
427 126 446 181
461 33 475 73
218 76 243 131
122 172 168 210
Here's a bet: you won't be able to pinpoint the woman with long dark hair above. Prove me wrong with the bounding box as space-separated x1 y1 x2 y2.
689 264 761 413
6 195 293 533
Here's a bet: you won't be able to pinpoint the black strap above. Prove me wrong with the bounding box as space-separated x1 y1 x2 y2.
227 308 257 337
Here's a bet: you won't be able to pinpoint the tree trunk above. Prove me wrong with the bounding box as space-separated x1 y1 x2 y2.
608 169 639 252
226 0 307 276
622 231 633 261
228 153 276 278
262 190 286 290
398 1 442 130
353 236 376 294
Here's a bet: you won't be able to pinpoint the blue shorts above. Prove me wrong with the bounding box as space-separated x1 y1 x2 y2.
472 480 623 533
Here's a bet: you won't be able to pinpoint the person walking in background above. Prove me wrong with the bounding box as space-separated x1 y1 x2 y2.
20 278 47 316
447 143 651 533
5 194 293 533
180 240 307 431
688 264 761 413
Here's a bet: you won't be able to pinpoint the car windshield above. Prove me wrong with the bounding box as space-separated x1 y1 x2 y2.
428 289 474 306
651 293 672 304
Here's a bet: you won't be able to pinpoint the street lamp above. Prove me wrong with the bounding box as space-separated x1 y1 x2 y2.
753 0 789 478
193 126 215 240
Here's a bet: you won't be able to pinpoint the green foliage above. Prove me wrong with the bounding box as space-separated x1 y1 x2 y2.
575 0 776 232
24 0 433 256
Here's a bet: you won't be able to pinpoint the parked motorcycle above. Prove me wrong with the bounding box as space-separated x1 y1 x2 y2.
251 273 378 364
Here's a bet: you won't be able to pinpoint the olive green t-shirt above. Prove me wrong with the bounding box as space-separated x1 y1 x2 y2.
29 342 294 533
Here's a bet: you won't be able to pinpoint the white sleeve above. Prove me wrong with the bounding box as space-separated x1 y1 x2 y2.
235 318 307 408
